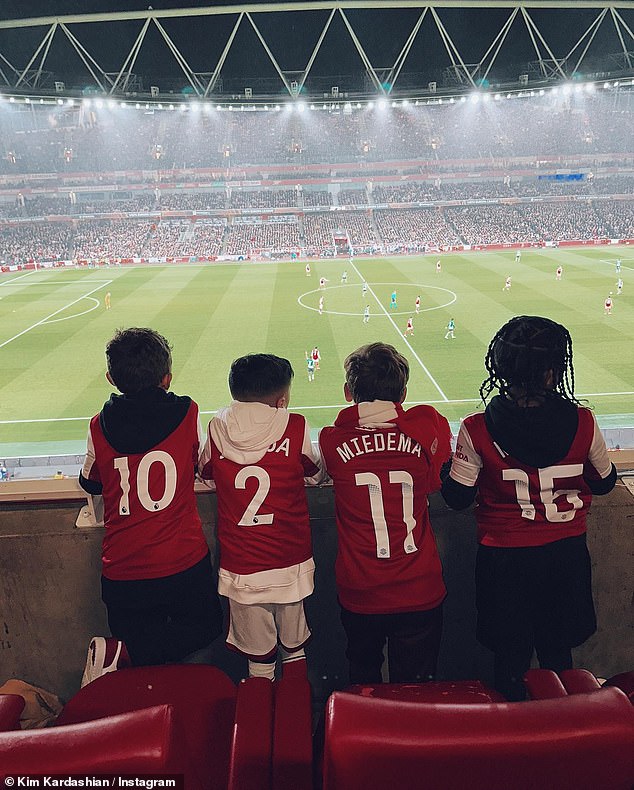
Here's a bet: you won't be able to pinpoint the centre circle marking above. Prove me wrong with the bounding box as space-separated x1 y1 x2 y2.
297 282 457 316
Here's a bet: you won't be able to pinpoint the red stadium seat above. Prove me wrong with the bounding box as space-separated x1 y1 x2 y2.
344 680 506 704
323 687 634 790
0 704 192 780
605 672 634 704
0 694 25 732
272 677 313 790
228 677 274 790
560 668 603 694
56 665 236 790
524 669 569 699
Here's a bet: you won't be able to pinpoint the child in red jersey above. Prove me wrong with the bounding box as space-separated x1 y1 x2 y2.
442 316 616 700
79 328 222 686
319 342 451 684
199 354 322 680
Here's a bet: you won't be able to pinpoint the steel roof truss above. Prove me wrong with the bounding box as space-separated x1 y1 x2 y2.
387 7 428 93
203 12 244 97
338 8 384 93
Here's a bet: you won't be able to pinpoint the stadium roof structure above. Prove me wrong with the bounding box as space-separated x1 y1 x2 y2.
0 1 633 102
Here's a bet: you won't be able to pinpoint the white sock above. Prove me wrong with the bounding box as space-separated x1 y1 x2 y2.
248 660 276 680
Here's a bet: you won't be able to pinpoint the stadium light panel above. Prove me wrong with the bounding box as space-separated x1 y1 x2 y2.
460 96 466 103
562 84 571 95
402 99 409 106
356 102 361 109
367 101 374 109
9 96 14 103
614 81 620 87
585 82 594 92
275 105 280 111
603 82 611 89
190 101 200 111
377 97 388 110
119 101 126 108
135 103 141 109
297 101 306 112
539 89 545 96
263 104 268 110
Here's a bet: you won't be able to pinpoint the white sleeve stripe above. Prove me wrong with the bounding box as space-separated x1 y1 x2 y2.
448 423 482 487
588 414 613 479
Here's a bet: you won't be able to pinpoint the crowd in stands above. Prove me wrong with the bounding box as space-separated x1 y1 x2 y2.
229 189 297 209
445 206 538 245
73 220 152 259
303 189 333 206
374 208 463 248
1 196 632 263
1 91 633 174
2 174 632 220
338 188 369 206
224 219 300 255
0 223 72 263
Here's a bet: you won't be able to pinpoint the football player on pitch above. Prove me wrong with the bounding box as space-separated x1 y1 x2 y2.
319 342 451 684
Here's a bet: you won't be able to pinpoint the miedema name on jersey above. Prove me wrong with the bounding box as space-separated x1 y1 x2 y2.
335 431 422 463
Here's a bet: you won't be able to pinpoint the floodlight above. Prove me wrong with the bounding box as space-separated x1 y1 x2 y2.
135 103 141 109
83 98 91 107
574 84 583 94
402 99 409 106
39 98 44 104
297 101 306 112
603 81 611 89
263 105 268 110
107 99 116 108
275 105 281 111
470 93 480 103
585 82 595 92
190 101 200 111
562 84 571 95
460 96 466 103
614 80 620 87
9 97 15 103
377 96 388 110
25 98 30 103
95 99 103 108
120 101 126 108
57 98 64 105
179 103 187 111
539 89 545 96
356 102 361 109
310 104 316 110
367 101 374 109
67 98 74 105
494 93 501 100
391 101 397 107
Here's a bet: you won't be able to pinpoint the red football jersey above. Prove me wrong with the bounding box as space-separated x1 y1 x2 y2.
82 401 208 580
319 404 448 615
451 408 598 547
200 413 318 575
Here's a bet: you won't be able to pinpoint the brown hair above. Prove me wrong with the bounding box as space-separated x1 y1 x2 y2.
344 342 409 403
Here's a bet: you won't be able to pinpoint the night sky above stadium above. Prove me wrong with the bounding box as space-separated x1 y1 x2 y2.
1 1 628 92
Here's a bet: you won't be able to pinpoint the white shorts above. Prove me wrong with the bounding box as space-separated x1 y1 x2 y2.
226 599 311 659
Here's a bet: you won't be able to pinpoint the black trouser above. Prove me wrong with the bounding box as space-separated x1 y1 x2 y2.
340 604 443 684
476 535 596 701
101 552 223 667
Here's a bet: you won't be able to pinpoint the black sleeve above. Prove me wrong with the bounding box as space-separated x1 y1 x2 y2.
584 463 617 496
79 471 103 496
441 475 478 510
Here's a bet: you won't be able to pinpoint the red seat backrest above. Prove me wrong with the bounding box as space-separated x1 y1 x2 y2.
56 665 236 790
323 687 634 790
0 704 194 780
0 694 25 731
272 677 313 790
560 669 603 695
524 669 569 699
228 677 274 790
345 680 506 703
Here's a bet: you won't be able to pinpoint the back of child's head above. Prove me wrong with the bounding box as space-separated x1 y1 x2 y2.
480 315 579 404
229 354 294 403
344 342 409 403
106 327 172 394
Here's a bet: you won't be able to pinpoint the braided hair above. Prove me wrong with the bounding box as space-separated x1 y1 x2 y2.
480 316 581 405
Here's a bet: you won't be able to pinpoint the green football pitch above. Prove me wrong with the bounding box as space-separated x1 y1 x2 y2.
0 247 632 457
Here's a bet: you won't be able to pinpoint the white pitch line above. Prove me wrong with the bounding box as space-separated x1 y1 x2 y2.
349 261 449 402
0 280 112 350
43 297 101 324
0 270 39 287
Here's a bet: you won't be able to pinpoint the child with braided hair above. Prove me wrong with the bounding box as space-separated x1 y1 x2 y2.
441 316 616 700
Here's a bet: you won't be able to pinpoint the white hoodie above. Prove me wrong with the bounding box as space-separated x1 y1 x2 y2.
199 401 322 604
